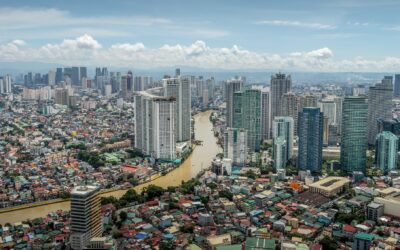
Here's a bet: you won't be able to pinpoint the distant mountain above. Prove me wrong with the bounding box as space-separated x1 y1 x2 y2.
0 61 65 75
0 61 394 85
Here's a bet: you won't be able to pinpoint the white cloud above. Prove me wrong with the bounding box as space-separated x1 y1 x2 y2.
0 34 399 71
0 8 172 30
386 26 400 31
0 7 228 41
255 20 336 30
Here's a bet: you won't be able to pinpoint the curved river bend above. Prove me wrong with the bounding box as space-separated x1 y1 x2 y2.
0 110 221 225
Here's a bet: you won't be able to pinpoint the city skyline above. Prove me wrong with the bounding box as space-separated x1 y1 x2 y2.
2 0 400 71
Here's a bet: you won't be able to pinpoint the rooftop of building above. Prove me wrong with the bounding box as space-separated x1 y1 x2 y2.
308 176 350 191
135 89 175 102
354 232 374 241
368 202 384 209
71 185 99 196
377 187 400 196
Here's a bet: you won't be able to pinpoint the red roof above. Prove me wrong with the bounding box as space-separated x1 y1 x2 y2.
122 165 138 173
343 224 357 233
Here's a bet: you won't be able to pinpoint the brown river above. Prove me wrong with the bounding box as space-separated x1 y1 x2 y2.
0 110 221 225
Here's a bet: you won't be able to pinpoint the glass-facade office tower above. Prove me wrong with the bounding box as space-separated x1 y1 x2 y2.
297 107 324 174
225 79 243 127
394 74 400 97
340 96 368 174
272 116 294 169
367 77 393 146
375 131 398 174
233 89 262 152
261 90 270 140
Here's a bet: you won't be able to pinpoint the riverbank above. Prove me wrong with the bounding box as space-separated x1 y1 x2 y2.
0 110 221 224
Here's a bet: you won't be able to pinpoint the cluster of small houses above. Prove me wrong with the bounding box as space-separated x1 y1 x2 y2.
3 172 400 249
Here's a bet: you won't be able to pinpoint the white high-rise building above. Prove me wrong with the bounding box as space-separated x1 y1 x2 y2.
0 79 3 94
163 77 191 142
0 75 12 94
272 116 294 169
224 128 248 167
70 185 102 250
319 99 337 125
48 70 56 86
134 90 176 160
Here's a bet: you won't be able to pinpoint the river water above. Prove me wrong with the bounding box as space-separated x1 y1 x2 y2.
0 110 221 225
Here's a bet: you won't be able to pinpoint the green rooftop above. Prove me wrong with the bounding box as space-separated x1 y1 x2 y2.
216 244 242 250
355 232 374 241
245 237 275 250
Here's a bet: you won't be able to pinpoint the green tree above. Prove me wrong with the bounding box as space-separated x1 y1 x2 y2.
179 224 194 234
219 190 233 201
319 236 338 250
59 192 71 199
112 229 123 238
142 185 165 201
119 211 128 222
159 240 177 250
245 169 257 179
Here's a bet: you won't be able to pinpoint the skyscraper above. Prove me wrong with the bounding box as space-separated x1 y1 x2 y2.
71 67 80 85
367 77 393 146
271 73 292 121
225 79 243 127
261 90 270 140
134 91 176 160
224 128 248 167
0 79 3 94
55 68 63 83
55 88 69 106
101 67 108 77
70 185 102 250
394 74 400 97
319 98 336 125
164 77 191 142
80 67 87 80
48 70 56 86
282 92 299 135
375 131 398 174
377 118 400 138
273 137 287 170
297 107 324 174
1 75 12 93
233 89 262 152
299 94 318 110
340 96 368 174
120 75 130 100
334 97 343 134
272 116 294 169
134 76 143 91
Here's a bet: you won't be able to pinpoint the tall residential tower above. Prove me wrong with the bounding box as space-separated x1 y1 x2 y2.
271 73 292 122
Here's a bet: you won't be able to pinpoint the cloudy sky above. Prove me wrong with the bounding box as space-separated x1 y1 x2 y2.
1 0 400 71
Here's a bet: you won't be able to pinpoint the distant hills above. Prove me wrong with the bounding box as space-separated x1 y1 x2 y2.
0 61 395 85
